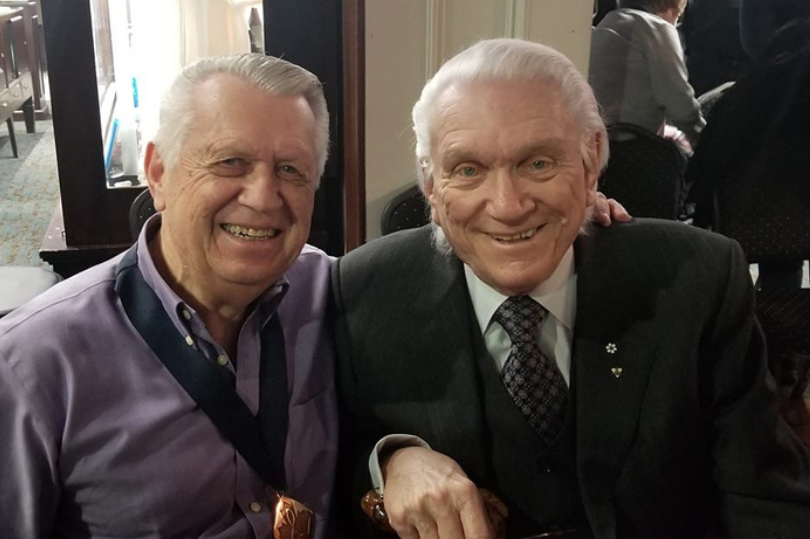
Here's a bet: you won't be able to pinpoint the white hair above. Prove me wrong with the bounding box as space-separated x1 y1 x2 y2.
411 38 608 253
153 53 329 184
413 38 608 189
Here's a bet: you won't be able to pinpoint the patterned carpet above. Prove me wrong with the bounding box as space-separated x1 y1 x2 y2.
0 119 60 268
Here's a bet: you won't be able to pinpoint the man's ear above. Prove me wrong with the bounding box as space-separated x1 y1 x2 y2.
143 142 167 212
420 163 440 224
583 131 603 206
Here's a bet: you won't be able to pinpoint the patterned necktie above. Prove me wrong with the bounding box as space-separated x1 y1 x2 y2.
493 295 568 447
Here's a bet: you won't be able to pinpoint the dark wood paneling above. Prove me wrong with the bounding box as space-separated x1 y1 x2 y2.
264 0 346 255
39 204 129 278
342 0 365 252
39 0 137 247
26 5 42 110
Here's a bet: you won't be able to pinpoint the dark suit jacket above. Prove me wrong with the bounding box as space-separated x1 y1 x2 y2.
332 220 810 538
682 0 750 96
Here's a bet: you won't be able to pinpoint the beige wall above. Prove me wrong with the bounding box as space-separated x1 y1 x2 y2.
365 0 429 239
364 0 594 239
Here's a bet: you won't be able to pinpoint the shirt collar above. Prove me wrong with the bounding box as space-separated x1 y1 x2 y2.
135 213 289 336
465 246 576 334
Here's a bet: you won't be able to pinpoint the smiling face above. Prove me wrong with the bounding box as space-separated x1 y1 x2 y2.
424 79 599 296
145 73 318 309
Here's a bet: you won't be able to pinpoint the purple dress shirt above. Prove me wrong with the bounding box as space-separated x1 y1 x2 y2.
0 216 338 538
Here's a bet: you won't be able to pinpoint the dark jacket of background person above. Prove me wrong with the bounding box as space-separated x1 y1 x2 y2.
680 0 751 96
688 18 810 231
741 0 810 60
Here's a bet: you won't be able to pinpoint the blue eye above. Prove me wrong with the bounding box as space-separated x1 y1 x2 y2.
532 159 547 171
458 166 477 177
277 164 307 181
212 157 249 177
277 164 313 183
220 157 246 167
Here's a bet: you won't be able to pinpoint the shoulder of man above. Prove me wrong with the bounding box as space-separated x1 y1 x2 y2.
289 243 334 280
574 220 751 338
332 226 443 311
337 226 435 274
0 254 123 343
591 216 732 243
581 218 741 269
279 243 334 315
0 255 126 428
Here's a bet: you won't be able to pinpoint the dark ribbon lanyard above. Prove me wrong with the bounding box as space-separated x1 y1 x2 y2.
115 246 288 492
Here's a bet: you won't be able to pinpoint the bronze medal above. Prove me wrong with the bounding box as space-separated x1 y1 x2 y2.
273 494 314 539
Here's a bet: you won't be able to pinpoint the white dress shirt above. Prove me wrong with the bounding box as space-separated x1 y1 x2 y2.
370 247 578 493
466 246 576 385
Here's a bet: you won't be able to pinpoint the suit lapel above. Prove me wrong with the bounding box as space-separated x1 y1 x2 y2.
401 245 491 480
572 233 661 538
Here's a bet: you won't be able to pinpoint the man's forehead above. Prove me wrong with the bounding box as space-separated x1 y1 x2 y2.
186 76 314 131
432 79 574 132
191 74 310 119
195 71 253 95
174 83 318 169
436 77 564 107
431 79 581 154
438 135 570 163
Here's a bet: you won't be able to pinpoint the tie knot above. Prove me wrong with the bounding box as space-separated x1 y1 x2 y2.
493 295 545 343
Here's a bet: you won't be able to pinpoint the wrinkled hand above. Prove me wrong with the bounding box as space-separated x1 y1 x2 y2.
592 192 632 226
382 446 495 539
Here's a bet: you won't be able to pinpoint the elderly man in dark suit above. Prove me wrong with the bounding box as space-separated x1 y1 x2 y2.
332 38 810 539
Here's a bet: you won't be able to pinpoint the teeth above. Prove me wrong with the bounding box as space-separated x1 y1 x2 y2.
222 224 279 240
494 227 538 242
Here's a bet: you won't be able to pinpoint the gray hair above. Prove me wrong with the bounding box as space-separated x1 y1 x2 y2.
412 39 607 254
153 53 329 183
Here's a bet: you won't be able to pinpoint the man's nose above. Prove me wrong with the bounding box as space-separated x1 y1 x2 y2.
239 165 284 212
487 170 532 220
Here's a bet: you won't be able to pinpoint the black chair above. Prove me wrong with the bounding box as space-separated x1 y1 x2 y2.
704 46 810 263
380 185 430 236
129 188 157 241
598 123 687 220
712 137 810 264
711 140 810 413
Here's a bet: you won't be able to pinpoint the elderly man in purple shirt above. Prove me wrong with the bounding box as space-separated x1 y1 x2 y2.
0 54 337 538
